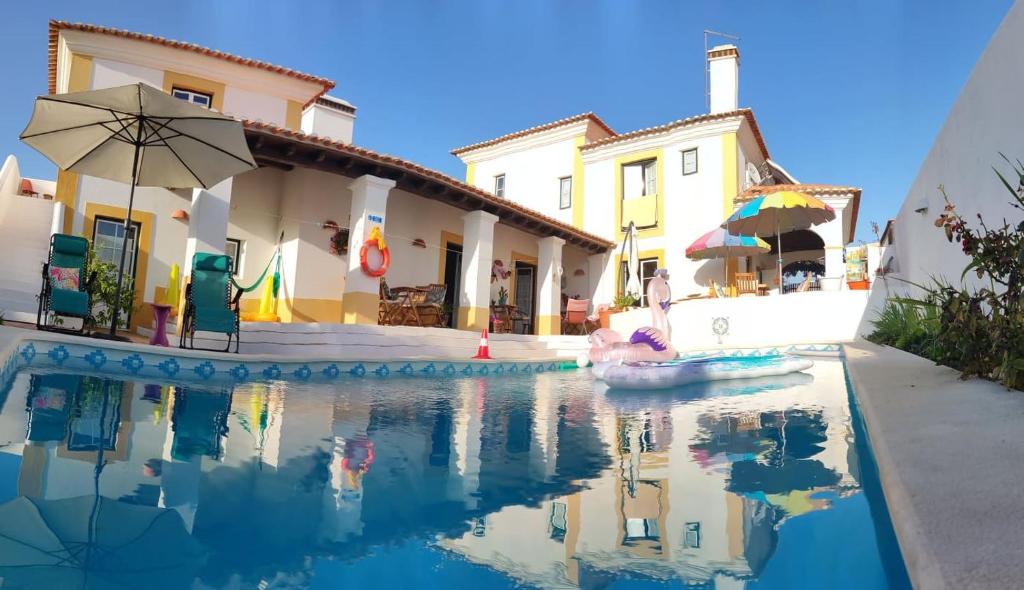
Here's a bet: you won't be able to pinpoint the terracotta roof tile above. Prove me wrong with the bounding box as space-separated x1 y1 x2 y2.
243 120 615 251
48 20 335 99
580 108 769 159
451 112 616 156
737 183 861 202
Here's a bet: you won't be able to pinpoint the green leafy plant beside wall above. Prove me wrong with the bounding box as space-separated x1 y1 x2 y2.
85 247 137 332
871 156 1024 388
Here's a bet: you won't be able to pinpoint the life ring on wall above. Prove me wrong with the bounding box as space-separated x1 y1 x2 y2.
360 226 390 277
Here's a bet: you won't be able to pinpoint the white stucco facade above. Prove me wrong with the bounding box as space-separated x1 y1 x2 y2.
877 1 1024 296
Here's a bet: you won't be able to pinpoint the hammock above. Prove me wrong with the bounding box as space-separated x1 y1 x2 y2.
231 247 281 297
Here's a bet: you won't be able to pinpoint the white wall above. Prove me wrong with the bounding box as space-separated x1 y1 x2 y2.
610 290 870 352
470 134 579 225
883 2 1024 297
223 86 287 126
0 156 60 320
228 168 286 304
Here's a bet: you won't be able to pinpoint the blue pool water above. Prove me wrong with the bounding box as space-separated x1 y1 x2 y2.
0 357 908 589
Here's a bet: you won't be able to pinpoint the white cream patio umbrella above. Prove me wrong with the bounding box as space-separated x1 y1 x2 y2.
621 221 642 302
20 83 256 337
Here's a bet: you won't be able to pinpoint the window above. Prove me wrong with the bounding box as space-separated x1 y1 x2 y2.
624 518 660 541
93 217 139 275
549 502 568 542
622 159 657 200
171 87 212 109
618 257 660 306
494 174 506 197
682 148 698 175
225 238 243 276
558 176 572 210
684 522 701 548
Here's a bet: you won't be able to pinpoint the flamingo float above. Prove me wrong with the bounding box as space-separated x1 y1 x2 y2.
588 269 677 372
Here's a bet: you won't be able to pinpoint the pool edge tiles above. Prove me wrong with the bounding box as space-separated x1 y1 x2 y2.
0 328 841 388
12 340 576 385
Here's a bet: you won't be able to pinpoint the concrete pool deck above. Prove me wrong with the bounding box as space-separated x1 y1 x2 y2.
845 340 1024 589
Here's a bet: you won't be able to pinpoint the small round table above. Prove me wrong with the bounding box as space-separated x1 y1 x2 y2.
149 303 173 347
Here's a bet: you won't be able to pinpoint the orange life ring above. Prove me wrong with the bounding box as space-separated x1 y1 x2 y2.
360 227 390 277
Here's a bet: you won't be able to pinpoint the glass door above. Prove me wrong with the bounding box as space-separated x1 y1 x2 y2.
92 217 140 323
514 263 536 334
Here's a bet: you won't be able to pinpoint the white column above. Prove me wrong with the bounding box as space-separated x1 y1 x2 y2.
459 210 499 330
820 201 849 291
537 236 565 335
341 174 395 324
587 251 612 307
185 178 233 266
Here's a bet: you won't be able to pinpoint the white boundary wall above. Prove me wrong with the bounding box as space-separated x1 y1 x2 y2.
881 2 1024 298
611 291 870 352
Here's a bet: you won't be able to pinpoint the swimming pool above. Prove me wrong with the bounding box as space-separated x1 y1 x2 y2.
0 356 908 589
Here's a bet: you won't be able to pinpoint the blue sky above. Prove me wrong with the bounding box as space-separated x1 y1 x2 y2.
1 0 1014 242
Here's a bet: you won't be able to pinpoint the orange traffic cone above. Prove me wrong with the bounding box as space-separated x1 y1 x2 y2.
472 328 492 360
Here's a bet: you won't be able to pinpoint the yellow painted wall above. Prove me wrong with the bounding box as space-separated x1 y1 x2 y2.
721 133 739 286
162 70 226 111
286 100 303 131
54 53 94 234
571 135 585 229
466 162 476 186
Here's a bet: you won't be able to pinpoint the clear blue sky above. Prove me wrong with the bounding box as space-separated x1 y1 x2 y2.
1 0 1014 242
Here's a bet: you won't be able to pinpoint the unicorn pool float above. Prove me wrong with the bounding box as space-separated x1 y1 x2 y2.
587 269 813 390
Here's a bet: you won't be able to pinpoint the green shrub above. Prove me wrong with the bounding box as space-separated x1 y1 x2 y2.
867 298 940 358
876 155 1024 389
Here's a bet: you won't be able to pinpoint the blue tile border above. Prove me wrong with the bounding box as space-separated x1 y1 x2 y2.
0 337 840 390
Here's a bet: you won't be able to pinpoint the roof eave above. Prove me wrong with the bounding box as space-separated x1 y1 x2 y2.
244 121 614 253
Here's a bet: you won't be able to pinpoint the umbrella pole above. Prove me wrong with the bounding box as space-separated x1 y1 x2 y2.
108 140 142 337
776 221 783 295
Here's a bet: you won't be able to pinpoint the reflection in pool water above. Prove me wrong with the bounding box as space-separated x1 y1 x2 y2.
0 358 908 589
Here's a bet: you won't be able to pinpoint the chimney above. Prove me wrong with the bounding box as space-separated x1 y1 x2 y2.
301 95 357 143
708 44 739 114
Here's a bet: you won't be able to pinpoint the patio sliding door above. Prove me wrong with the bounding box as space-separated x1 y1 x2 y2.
92 216 141 324
514 262 536 334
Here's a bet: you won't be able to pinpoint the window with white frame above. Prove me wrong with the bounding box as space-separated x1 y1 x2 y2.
494 174 506 197
171 87 212 109
622 159 657 200
559 176 572 209
619 257 660 306
682 148 698 175
225 238 243 276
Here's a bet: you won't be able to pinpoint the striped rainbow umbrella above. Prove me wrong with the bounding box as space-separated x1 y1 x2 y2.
724 191 835 294
685 227 770 260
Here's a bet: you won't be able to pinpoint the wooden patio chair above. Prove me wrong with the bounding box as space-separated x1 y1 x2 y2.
413 284 447 327
562 298 596 335
490 304 513 334
379 279 411 326
735 272 757 297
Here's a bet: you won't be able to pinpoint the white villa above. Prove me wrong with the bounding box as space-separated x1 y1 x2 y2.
453 44 861 300
0 22 863 341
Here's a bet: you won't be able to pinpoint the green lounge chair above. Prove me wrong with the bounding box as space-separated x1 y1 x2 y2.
179 252 241 353
36 234 94 333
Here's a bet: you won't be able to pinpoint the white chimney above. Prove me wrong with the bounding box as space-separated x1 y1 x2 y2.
301 95 357 143
708 44 740 114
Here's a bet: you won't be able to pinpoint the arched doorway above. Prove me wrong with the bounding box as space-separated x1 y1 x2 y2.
748 229 825 291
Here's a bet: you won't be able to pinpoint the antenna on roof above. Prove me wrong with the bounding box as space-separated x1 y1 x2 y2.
704 29 740 111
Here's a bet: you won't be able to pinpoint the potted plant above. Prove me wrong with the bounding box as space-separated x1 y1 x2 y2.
497 286 509 306
599 293 638 329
